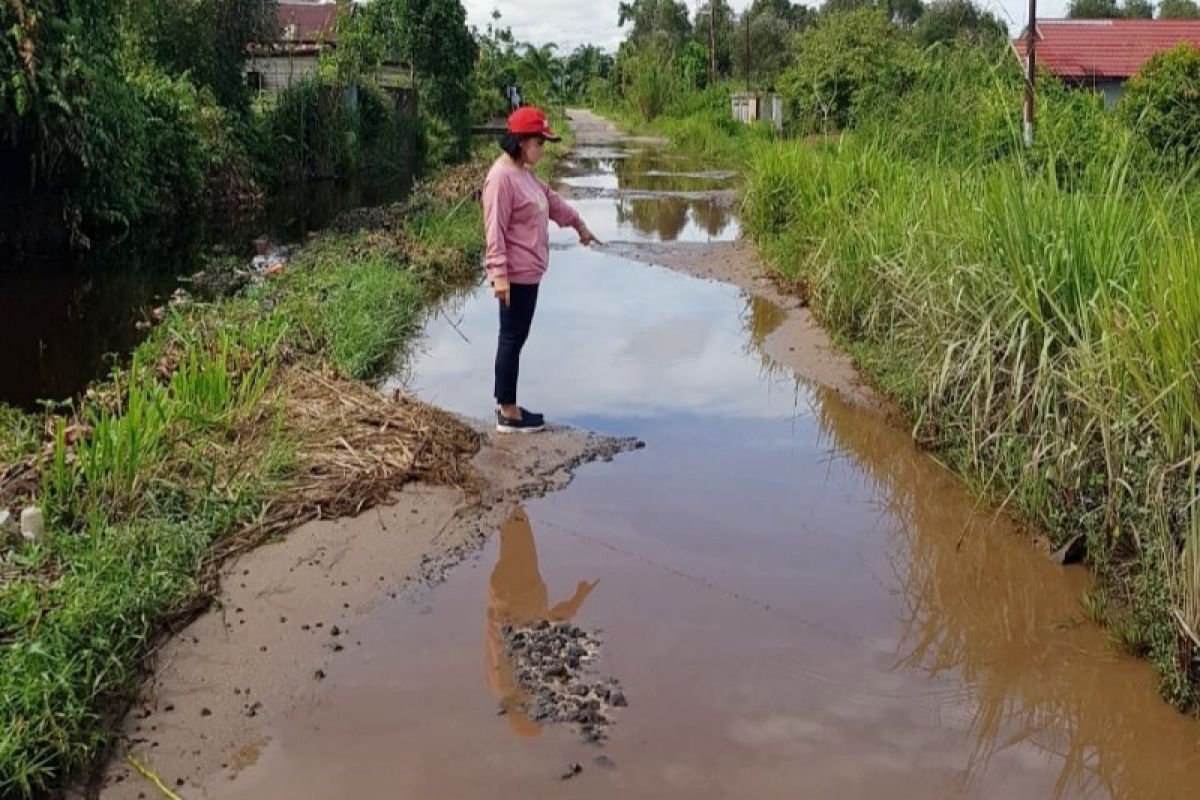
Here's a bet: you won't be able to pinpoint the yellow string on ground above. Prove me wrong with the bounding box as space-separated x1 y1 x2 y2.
125 754 184 800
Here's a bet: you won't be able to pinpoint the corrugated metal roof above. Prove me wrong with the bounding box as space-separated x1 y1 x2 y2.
1012 19 1200 80
278 3 342 45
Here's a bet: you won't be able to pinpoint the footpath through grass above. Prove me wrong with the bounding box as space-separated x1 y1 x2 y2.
0 142 569 795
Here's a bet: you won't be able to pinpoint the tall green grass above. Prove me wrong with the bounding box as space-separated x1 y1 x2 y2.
744 133 1200 705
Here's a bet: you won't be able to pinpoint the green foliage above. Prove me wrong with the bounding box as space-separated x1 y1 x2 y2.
1160 0 1200 16
622 44 691 120
263 79 356 183
1066 0 1156 16
693 0 738 78
564 45 616 104
618 0 694 51
1067 0 1121 15
119 0 277 110
1 0 269 245
1119 45 1200 167
780 8 919 133
913 0 1008 49
517 44 564 107
736 9 800 86
279 250 422 380
0 406 39 465
398 0 477 152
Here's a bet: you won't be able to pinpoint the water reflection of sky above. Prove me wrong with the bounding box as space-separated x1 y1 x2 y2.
395 250 802 427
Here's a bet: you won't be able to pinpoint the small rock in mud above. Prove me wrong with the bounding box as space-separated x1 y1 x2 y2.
560 763 583 780
314 669 326 681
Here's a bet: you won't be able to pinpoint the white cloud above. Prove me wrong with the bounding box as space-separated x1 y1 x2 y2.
462 0 757 52
459 0 1074 54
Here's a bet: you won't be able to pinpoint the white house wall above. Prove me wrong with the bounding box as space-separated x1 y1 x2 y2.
245 55 321 93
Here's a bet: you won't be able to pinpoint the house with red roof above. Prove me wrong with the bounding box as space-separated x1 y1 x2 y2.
245 2 410 94
1012 19 1200 106
245 2 343 93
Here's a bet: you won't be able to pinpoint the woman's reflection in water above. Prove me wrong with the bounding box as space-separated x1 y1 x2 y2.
485 506 598 737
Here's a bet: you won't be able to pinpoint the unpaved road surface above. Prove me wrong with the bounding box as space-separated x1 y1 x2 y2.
93 110 1200 800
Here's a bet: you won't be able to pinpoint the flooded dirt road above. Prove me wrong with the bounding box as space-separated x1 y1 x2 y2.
115 112 1200 799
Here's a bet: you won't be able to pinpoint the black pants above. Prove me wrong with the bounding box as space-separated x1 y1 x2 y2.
494 282 539 406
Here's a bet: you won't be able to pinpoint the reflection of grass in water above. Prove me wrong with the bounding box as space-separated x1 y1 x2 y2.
812 386 1200 800
728 246 1200 799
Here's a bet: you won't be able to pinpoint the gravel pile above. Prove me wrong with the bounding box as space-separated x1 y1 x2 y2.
502 620 627 745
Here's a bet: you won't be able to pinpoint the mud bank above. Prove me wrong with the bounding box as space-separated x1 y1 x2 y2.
91 426 638 798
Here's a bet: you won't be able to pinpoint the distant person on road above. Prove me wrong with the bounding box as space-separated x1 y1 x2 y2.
482 106 597 434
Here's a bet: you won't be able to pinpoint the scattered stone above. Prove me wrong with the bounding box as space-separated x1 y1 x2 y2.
330 626 341 637
502 619 627 745
560 763 583 781
19 506 44 543
314 669 326 681
200 708 212 717
246 702 262 718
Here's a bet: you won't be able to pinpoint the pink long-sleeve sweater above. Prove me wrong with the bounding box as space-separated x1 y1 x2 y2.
482 156 583 285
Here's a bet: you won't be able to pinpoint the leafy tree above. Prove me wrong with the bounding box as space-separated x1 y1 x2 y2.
518 44 563 106
1067 0 1122 16
120 0 277 110
1160 0 1200 16
618 0 693 52
733 9 801 86
914 0 1007 48
821 0 924 23
2 0 122 184
693 0 737 80
359 0 478 147
1124 0 1156 16
1119 44 1200 163
470 11 521 119
564 45 615 103
780 7 919 132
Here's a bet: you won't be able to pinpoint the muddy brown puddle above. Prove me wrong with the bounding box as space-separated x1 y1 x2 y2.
214 148 1200 799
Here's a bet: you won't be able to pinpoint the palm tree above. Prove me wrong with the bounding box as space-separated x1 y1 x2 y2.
517 43 560 106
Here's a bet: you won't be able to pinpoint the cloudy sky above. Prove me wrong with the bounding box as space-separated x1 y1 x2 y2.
461 0 1071 52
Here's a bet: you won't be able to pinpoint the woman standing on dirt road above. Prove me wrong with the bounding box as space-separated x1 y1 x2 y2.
482 106 598 434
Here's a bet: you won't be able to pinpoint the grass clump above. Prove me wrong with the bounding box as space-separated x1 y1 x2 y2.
0 407 40 466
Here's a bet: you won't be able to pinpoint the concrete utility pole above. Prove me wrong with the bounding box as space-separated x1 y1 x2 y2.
709 1 718 85
744 14 751 91
1023 0 1037 148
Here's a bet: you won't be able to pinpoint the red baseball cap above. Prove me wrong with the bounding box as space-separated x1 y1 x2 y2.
507 106 560 142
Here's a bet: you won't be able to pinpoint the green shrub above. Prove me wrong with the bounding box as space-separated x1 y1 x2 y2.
1119 44 1200 168
779 8 919 134
264 78 358 183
